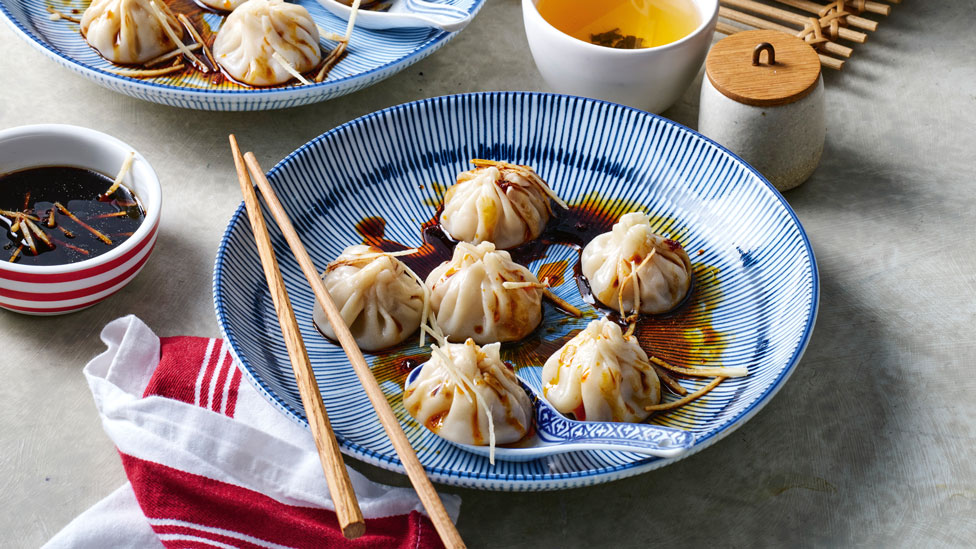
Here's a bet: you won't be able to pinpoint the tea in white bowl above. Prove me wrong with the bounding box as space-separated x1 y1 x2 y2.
522 0 718 113
535 0 700 50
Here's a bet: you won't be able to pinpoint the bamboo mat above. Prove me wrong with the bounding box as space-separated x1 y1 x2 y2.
715 0 901 70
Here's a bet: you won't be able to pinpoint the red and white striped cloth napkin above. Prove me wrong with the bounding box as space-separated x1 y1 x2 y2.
45 315 460 549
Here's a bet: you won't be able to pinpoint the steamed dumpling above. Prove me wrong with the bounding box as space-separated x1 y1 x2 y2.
542 318 660 423
581 212 693 317
213 0 321 87
314 245 424 352
81 0 181 64
198 0 247 11
425 241 543 344
404 338 534 448
440 161 564 249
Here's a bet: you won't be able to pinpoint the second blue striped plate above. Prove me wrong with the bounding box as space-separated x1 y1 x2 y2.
0 0 483 110
213 92 819 490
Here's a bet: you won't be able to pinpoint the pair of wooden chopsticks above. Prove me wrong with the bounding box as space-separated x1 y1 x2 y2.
229 135 465 548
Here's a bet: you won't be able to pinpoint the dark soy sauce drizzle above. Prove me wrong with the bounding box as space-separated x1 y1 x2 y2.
354 213 456 280
0 166 145 266
371 351 428 395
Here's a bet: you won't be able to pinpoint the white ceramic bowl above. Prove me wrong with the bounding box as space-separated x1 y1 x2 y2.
522 0 718 114
0 125 161 315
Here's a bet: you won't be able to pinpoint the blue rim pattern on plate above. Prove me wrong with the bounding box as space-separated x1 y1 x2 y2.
0 0 482 111
213 92 819 491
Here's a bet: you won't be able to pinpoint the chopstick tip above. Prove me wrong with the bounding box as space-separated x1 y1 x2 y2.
342 521 366 540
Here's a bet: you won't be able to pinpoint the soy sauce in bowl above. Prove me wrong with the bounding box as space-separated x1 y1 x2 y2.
0 166 145 266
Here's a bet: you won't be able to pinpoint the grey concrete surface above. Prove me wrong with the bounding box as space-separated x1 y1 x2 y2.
1 0 974 546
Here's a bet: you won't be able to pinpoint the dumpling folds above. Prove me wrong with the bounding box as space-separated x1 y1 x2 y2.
404 339 533 447
581 212 693 316
426 241 543 344
81 0 181 64
440 161 563 249
314 245 424 352
542 318 660 423
213 0 321 87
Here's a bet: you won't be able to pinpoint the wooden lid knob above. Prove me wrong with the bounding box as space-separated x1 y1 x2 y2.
705 30 821 107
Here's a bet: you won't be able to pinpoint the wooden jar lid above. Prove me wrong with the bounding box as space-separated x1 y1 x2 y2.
705 30 821 107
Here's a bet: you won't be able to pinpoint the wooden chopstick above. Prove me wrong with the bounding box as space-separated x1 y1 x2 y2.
228 136 366 540
241 150 466 549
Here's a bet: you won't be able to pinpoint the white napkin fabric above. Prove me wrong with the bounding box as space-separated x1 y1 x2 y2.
44 315 460 549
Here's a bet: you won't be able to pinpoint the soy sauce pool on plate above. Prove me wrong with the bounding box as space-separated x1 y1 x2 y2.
0 166 145 266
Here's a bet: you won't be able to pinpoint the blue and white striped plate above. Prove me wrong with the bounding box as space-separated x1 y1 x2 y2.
0 0 482 111
213 92 819 491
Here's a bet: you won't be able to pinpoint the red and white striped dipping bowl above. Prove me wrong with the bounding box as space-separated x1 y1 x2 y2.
0 125 161 315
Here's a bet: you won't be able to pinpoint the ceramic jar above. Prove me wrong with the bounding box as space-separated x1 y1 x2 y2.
698 30 825 191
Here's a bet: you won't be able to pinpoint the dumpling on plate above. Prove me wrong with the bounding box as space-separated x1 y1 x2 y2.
440 160 567 250
314 245 426 352
404 338 534 460
81 0 181 64
213 0 321 87
425 241 543 344
198 0 248 12
542 318 660 423
581 212 693 317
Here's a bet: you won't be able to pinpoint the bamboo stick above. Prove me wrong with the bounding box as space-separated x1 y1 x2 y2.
720 6 853 58
720 0 867 43
238 144 466 549
715 20 742 35
228 136 366 541
769 0 878 31
845 0 891 15
816 52 844 70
